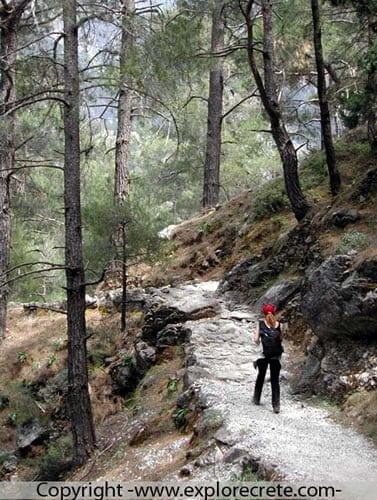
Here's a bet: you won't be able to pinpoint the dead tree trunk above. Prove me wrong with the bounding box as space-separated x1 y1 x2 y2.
63 0 95 465
0 0 31 342
244 0 310 222
114 0 135 204
202 2 225 210
311 0 341 195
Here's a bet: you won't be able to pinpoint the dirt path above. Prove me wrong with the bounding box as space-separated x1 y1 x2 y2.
178 281 377 488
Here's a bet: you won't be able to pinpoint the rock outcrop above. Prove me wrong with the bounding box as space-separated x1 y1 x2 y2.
301 255 377 340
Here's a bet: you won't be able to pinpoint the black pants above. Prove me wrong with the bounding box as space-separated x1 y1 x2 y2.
253 357 281 409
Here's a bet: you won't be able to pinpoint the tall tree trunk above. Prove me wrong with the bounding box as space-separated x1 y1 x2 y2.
0 26 15 342
202 2 224 210
311 0 341 195
120 222 127 332
244 0 310 222
367 17 377 156
63 0 95 466
0 1 31 341
115 0 135 204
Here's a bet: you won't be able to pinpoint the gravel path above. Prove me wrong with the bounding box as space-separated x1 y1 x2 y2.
182 281 377 488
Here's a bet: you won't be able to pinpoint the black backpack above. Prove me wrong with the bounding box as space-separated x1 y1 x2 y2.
260 321 284 358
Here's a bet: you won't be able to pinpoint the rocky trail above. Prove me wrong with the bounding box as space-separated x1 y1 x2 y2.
94 280 377 497
155 282 377 486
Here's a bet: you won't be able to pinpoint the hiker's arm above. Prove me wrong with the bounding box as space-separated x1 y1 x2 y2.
254 323 260 344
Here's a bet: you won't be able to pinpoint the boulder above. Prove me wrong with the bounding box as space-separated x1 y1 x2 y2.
253 278 302 313
352 167 377 202
97 287 149 313
16 419 50 451
156 324 191 351
134 340 156 375
218 256 262 294
331 208 360 228
301 255 377 340
110 360 139 395
141 306 187 344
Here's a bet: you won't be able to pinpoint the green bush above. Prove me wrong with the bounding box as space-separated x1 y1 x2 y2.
253 178 289 219
300 151 327 190
37 434 73 480
338 231 370 253
6 383 39 426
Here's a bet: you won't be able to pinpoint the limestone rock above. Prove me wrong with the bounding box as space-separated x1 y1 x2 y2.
156 324 191 351
253 278 302 313
16 419 50 451
301 255 377 340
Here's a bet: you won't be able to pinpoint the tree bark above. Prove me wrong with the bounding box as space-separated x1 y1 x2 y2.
0 1 31 341
120 222 127 332
367 17 377 156
114 0 135 204
63 0 96 466
311 0 341 195
244 0 310 222
202 2 224 210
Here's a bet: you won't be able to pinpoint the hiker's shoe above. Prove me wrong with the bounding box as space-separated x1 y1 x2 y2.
273 406 280 414
253 397 260 405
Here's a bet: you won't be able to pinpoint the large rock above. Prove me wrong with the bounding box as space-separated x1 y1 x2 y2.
110 359 139 396
253 278 302 313
16 419 50 451
134 339 156 375
141 284 220 344
352 167 377 202
331 208 360 228
156 324 191 351
301 255 377 340
98 287 150 313
141 306 187 344
219 217 322 303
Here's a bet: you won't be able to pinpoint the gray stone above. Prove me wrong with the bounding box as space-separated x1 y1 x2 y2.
16 419 49 450
223 447 250 464
195 410 224 438
110 359 138 395
253 278 302 313
301 255 377 340
331 208 360 228
156 324 191 351
134 340 156 375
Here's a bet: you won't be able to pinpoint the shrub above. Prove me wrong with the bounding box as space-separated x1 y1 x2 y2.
6 383 39 426
253 178 289 220
338 231 370 253
37 434 73 480
172 407 189 429
300 151 327 190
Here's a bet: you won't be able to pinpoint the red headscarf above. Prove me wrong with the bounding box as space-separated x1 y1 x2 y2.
262 304 276 315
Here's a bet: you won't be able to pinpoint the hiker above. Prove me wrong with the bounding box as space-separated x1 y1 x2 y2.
253 303 284 413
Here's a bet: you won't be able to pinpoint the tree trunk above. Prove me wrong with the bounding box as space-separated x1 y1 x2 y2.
367 17 377 156
202 2 224 210
63 0 96 466
120 222 127 332
245 0 310 222
311 0 341 195
0 24 15 342
0 2 31 341
114 0 135 204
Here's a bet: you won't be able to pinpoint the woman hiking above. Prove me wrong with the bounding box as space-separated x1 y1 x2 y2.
253 303 284 413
